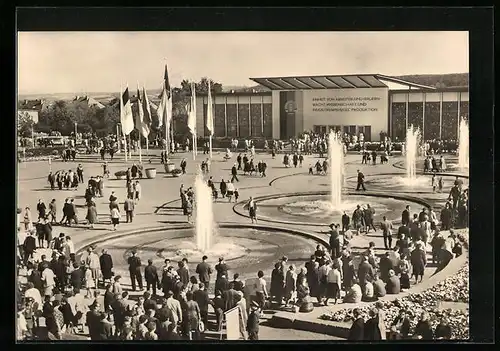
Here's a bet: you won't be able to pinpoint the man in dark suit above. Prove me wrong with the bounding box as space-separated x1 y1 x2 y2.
215 257 229 281
176 261 190 287
193 282 210 328
144 259 159 296
348 308 365 340
341 211 350 234
356 170 366 191
70 262 83 290
223 286 241 312
195 255 213 290
127 250 143 291
328 224 341 259
401 205 411 226
22 232 36 265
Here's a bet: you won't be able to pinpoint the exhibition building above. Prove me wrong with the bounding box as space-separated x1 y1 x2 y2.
194 74 469 142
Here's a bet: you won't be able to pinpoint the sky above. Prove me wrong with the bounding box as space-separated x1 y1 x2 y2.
17 31 468 95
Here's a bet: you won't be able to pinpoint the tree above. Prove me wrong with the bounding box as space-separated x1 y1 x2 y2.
17 111 35 137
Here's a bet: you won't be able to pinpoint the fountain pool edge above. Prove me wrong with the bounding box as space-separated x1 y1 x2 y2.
75 222 329 256
232 191 433 227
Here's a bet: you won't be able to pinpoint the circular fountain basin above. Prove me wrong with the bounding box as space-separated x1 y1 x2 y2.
363 174 469 193
78 225 322 283
238 192 430 227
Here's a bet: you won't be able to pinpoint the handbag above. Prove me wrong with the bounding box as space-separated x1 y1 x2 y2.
198 320 205 332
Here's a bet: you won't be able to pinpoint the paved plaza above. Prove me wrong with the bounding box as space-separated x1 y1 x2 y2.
17 148 468 340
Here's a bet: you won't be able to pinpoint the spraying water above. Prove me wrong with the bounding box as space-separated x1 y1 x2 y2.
194 173 214 252
328 131 344 208
458 118 469 169
405 125 420 181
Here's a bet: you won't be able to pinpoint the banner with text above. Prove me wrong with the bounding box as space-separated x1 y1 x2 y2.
302 88 389 139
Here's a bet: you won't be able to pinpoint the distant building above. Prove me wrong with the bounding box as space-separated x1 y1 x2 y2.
73 95 105 109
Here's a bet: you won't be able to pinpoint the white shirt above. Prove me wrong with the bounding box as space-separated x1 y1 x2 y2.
41 268 55 287
327 268 342 284
25 288 42 310
254 277 267 295
135 183 142 193
226 183 235 192
110 208 121 219
64 240 75 255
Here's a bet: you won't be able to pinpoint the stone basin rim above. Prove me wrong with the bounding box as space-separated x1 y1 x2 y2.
232 191 433 227
75 222 329 256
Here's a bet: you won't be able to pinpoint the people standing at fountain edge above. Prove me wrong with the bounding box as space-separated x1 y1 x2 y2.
356 170 366 191
380 216 394 249
47 172 55 190
245 197 258 224
127 250 143 292
144 259 159 296
37 199 47 220
328 224 341 259
364 204 376 233
76 164 84 183
401 205 411 226
195 255 213 290
124 195 135 223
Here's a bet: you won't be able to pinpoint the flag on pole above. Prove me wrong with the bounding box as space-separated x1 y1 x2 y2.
142 86 152 137
135 84 145 131
120 86 134 136
206 81 214 136
156 63 172 128
187 82 197 135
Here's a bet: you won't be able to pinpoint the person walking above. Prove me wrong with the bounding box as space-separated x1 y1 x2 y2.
195 255 213 291
86 201 98 229
246 197 257 224
124 195 135 223
128 250 143 292
99 249 114 287
110 206 121 231
230 163 240 183
356 170 366 191
48 199 57 224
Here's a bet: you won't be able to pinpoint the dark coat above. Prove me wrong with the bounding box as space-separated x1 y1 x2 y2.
195 262 212 283
414 320 433 340
70 268 84 290
386 275 401 294
348 318 365 340
97 320 114 340
215 262 229 280
247 310 260 333
23 236 37 253
223 288 240 312
145 264 159 283
193 289 210 313
364 317 382 340
357 261 375 285
99 253 114 280
176 267 190 286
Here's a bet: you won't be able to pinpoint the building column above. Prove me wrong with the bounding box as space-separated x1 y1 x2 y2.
236 96 239 137
224 96 228 137
388 93 393 138
260 95 264 135
405 90 409 130
248 96 252 136
439 92 443 139
422 92 426 140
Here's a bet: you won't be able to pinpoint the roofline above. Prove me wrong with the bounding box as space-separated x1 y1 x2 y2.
250 73 437 90
375 74 436 90
195 91 272 97
389 87 468 93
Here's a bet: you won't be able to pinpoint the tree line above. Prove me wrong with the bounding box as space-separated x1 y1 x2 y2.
18 77 223 141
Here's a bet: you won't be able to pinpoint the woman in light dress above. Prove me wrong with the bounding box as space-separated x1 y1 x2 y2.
110 206 121 231
24 207 33 232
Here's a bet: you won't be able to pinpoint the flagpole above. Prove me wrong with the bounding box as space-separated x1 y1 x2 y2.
192 134 196 161
146 136 149 157
124 133 128 163
209 135 212 159
138 133 142 164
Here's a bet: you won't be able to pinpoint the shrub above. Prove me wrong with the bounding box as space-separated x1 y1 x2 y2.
171 169 182 175
114 170 127 177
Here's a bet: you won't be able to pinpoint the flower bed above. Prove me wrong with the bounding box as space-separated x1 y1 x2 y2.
320 229 469 339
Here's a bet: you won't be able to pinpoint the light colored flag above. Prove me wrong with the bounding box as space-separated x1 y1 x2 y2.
206 80 214 136
156 63 172 129
141 86 151 138
135 84 144 132
120 86 134 136
187 82 197 135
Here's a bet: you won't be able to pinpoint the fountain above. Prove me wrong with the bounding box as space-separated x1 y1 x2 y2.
328 131 344 208
405 125 420 182
457 118 469 169
194 173 214 251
